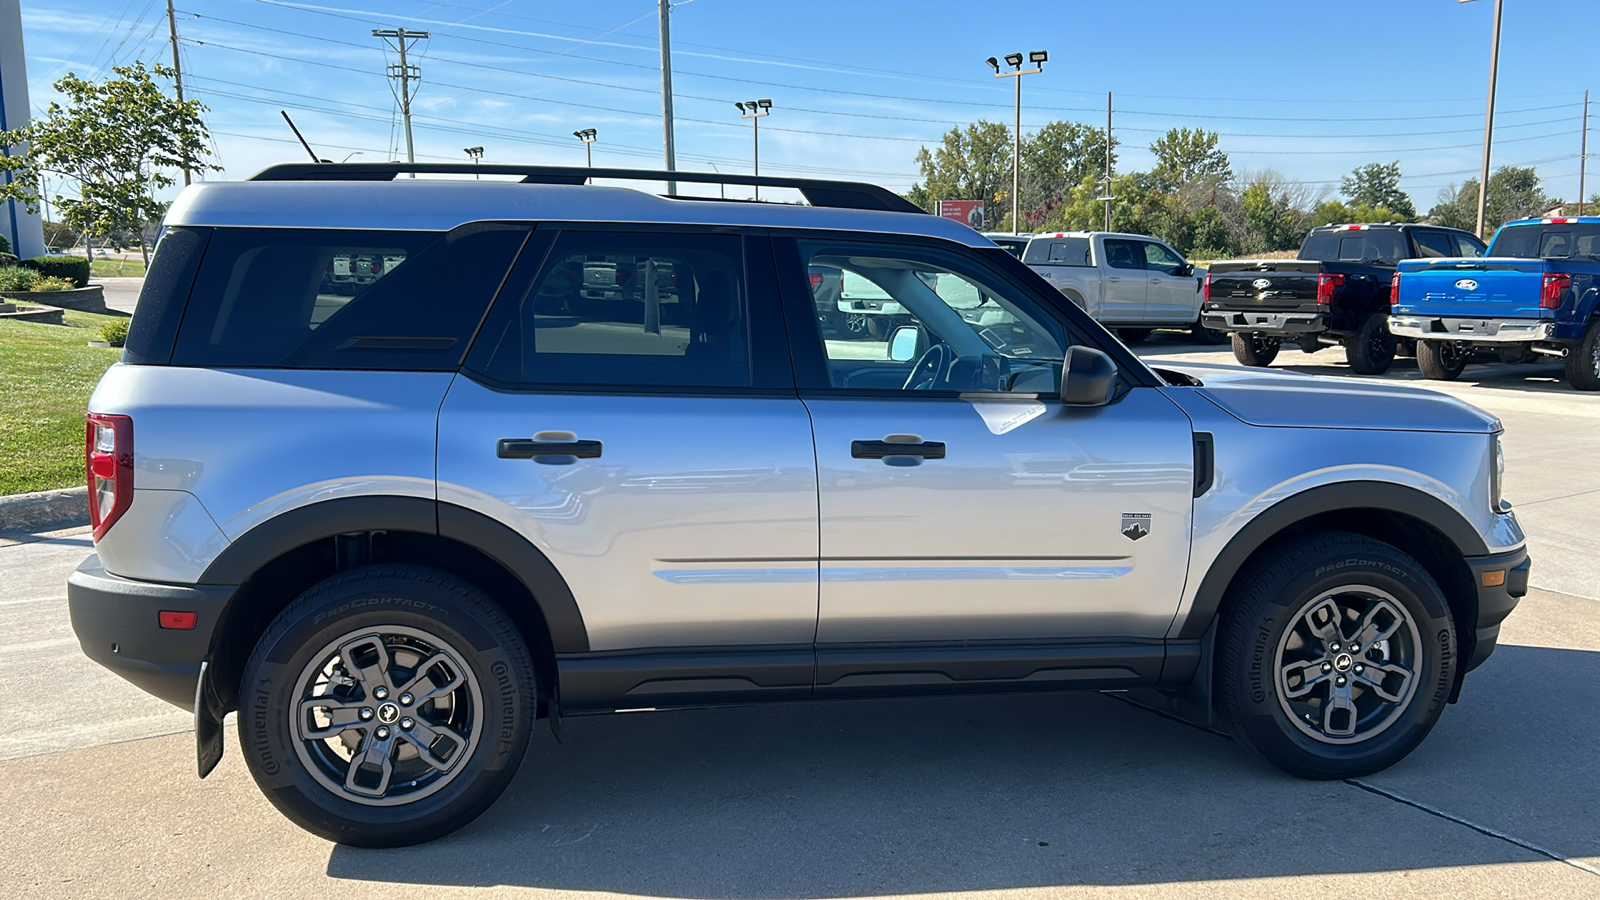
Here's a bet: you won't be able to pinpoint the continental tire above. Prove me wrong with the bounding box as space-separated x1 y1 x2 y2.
1344 314 1396 375
1217 533 1456 780
1231 332 1280 367
1563 319 1600 391
238 565 536 847
1416 339 1469 380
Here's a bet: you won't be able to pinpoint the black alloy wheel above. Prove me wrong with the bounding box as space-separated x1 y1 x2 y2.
1564 319 1600 391
1345 314 1397 375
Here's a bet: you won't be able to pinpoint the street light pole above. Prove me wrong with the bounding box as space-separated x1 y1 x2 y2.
464 146 483 178
573 129 596 168
987 51 1046 234
1463 0 1504 239
737 99 772 200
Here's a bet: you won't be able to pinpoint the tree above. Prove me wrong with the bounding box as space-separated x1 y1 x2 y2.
1341 162 1415 219
1237 170 1320 253
0 62 216 264
1149 127 1232 192
1312 199 1410 227
909 120 1015 223
1021 121 1115 214
1428 166 1556 234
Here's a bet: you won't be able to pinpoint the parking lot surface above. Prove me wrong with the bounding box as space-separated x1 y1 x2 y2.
1 336 1595 898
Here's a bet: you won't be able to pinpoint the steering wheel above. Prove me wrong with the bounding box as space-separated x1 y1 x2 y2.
903 343 951 390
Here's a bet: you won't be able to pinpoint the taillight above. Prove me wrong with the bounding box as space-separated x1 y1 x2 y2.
85 413 133 541
810 272 824 291
1316 273 1345 305
1389 271 1401 303
1202 271 1212 304
1541 273 1570 309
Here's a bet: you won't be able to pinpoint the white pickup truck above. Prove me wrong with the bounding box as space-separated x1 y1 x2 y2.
1023 231 1217 342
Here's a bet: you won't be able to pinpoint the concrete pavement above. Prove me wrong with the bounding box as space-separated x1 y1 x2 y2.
0 334 1595 898
95 276 141 315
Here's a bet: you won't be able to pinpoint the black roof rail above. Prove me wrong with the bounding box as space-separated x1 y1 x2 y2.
247 162 925 215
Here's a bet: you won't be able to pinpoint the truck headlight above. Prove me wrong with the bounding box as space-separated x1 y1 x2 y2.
1491 435 1506 511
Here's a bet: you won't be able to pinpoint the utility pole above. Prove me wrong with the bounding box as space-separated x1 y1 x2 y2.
373 27 428 174
659 0 677 195
1103 92 1113 231
1580 90 1590 216
985 50 1046 234
1468 0 1504 239
165 0 189 185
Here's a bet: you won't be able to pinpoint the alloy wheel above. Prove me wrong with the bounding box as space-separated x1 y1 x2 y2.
1274 585 1421 745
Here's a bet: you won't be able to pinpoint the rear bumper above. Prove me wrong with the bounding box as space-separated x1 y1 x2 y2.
67 554 234 709
1463 546 1530 673
1202 310 1325 335
1390 316 1555 343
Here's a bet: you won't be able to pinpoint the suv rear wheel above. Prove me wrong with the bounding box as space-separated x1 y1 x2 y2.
1231 332 1280 367
1117 328 1153 344
1416 339 1469 380
1564 319 1600 391
1344 314 1396 375
238 566 536 847
1217 533 1455 779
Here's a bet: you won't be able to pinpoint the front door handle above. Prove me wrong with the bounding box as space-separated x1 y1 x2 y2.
851 438 945 460
498 437 602 459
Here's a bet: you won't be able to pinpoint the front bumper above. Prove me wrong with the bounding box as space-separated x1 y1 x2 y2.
1463 546 1530 673
1202 310 1325 335
1389 316 1555 343
67 554 234 709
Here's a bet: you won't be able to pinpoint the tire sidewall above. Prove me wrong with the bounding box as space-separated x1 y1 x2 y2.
240 570 533 845
1225 544 1456 778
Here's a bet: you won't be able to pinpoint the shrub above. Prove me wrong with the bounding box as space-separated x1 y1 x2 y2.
0 251 17 267
0 267 39 291
0 233 10 254
30 275 77 292
98 319 130 346
20 255 91 287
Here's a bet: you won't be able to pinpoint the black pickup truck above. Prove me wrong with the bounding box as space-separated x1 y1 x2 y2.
1201 223 1487 373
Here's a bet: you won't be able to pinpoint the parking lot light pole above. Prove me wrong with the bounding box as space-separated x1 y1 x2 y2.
736 100 772 200
463 146 483 179
573 129 597 167
988 51 1046 234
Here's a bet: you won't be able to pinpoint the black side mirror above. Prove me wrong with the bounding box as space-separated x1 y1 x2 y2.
1060 346 1118 407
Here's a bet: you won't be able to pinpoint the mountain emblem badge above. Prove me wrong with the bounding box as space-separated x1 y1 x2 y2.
1121 513 1151 541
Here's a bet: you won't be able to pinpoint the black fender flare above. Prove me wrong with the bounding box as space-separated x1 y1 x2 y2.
198 495 589 652
1176 481 1488 641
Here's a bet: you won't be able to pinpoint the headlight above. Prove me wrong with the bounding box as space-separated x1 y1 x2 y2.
1491 435 1506 511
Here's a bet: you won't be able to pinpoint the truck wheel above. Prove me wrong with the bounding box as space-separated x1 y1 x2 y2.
1344 314 1396 375
1231 332 1280 367
1396 339 1416 358
1190 318 1226 345
1564 319 1600 390
1298 338 1323 354
1416 340 1469 380
1217 532 1456 779
1496 345 1531 365
1117 328 1153 344
238 566 536 847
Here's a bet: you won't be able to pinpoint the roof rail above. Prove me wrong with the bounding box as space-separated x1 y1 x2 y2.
247 162 925 215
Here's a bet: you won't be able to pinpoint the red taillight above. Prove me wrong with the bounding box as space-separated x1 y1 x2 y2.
1389 271 1401 303
1316 273 1345 305
159 611 198 630
1202 271 1212 304
810 272 824 291
1541 273 1571 309
85 413 133 541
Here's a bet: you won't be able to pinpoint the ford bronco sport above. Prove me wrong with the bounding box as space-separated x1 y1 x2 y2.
70 164 1528 847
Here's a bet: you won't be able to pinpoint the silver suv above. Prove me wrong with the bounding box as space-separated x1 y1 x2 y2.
69 164 1529 847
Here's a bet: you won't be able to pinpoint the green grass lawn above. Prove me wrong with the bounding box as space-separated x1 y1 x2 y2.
0 310 127 495
88 257 147 278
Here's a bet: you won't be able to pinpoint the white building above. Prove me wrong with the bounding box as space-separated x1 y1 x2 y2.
1 0 46 259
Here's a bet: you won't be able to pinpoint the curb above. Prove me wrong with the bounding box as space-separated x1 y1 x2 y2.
0 487 89 534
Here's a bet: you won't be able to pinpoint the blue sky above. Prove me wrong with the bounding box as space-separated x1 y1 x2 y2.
12 0 1597 209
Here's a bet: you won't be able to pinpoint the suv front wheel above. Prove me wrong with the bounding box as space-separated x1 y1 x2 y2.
1217 533 1456 779
239 566 536 847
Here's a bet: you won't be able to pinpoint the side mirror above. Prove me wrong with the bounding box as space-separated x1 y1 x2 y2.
1059 345 1118 407
888 325 921 362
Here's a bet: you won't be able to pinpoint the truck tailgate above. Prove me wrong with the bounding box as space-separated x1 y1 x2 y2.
1207 260 1321 310
1395 258 1546 318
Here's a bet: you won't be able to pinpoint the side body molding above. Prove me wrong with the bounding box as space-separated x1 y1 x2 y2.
197 496 589 653
1176 480 1490 641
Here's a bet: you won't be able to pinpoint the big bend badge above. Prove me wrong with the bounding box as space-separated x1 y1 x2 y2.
1121 512 1151 541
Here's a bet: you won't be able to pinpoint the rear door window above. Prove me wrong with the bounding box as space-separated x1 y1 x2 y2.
1411 230 1457 258
1102 239 1144 269
171 224 529 370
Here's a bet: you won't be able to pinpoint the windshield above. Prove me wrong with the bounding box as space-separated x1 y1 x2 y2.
1299 229 1408 264
1489 223 1600 260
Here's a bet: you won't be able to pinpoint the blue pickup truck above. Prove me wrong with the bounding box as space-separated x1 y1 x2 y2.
1390 216 1600 389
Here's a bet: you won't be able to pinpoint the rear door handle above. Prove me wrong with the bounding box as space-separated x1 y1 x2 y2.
851 439 946 460
497 438 602 459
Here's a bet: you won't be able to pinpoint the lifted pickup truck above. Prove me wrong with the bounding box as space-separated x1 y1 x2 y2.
1203 224 1486 373
1391 216 1600 389
1023 231 1216 343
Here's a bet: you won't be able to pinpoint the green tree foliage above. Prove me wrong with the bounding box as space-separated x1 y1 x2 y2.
0 62 216 264
909 120 1015 219
1021 121 1115 215
1312 200 1409 227
1340 162 1416 219
1428 166 1555 234
1149 127 1232 192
